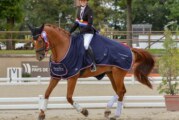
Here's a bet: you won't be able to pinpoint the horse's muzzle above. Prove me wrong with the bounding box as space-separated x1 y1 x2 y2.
36 53 45 61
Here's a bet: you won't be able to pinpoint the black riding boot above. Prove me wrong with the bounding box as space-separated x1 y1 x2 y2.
87 46 97 72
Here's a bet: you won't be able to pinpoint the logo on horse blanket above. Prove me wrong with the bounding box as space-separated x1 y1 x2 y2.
50 33 132 79
50 62 67 77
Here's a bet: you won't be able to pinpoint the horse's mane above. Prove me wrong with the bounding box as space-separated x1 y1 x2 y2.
45 24 70 37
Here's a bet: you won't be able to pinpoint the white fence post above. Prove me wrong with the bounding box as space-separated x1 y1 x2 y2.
7 67 22 83
131 75 135 84
37 76 41 84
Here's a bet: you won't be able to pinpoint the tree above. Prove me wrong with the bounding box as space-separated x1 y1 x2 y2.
116 0 133 46
126 0 132 47
132 0 169 31
87 0 117 31
166 0 179 23
158 27 179 95
0 0 24 49
0 0 24 30
24 0 60 26
24 0 75 30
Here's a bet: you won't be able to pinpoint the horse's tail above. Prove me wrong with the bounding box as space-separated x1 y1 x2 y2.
131 48 155 89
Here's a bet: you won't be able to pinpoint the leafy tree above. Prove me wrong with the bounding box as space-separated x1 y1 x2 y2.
166 0 179 23
24 0 60 26
158 27 179 95
132 0 179 31
1 0 179 35
132 0 169 31
126 0 132 46
88 0 113 30
0 0 24 49
24 0 75 30
58 0 76 30
85 0 124 32
117 0 133 46
0 0 24 30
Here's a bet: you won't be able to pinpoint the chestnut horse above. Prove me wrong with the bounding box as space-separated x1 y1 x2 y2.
28 24 154 120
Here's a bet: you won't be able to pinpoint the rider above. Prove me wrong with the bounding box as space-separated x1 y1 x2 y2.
69 0 97 72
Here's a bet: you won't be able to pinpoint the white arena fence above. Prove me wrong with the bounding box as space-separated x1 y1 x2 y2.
0 76 178 85
0 95 165 110
0 76 168 109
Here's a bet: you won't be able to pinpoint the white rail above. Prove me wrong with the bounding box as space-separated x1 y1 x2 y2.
0 95 165 110
0 76 170 85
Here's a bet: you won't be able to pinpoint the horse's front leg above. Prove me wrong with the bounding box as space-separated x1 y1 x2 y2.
38 78 60 120
66 76 88 117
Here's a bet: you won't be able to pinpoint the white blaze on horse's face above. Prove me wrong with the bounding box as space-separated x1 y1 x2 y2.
34 36 46 61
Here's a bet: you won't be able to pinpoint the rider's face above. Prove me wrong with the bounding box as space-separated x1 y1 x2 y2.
79 0 88 7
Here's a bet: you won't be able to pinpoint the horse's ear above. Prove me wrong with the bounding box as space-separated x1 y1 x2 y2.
27 23 34 33
40 23 45 32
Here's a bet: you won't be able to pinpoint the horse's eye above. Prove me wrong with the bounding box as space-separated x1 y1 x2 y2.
38 39 44 45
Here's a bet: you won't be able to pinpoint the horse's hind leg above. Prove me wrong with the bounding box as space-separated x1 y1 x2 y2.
66 75 88 117
104 72 119 118
111 67 127 119
38 78 60 120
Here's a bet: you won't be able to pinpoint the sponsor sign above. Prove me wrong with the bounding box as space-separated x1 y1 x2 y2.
7 67 22 82
21 61 50 77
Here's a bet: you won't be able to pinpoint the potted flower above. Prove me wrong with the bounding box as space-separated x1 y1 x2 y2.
157 27 179 111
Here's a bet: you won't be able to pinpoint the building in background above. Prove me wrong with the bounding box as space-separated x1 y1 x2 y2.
132 24 152 47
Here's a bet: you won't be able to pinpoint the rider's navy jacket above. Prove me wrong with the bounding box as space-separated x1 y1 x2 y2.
70 5 95 34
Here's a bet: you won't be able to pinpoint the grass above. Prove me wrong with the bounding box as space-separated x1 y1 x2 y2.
0 49 164 55
147 49 164 55
0 50 35 55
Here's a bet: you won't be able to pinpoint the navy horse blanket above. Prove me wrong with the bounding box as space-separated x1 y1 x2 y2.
50 33 133 79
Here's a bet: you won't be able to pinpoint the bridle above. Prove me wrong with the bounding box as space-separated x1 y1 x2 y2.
33 31 50 54
32 30 62 62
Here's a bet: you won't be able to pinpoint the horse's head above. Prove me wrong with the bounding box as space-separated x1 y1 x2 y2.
28 24 48 61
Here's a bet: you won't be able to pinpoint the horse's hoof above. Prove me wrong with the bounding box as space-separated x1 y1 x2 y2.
81 108 88 117
109 117 116 120
104 110 111 118
109 116 119 120
38 113 45 120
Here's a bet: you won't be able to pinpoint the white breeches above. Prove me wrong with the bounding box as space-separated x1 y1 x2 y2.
83 33 94 50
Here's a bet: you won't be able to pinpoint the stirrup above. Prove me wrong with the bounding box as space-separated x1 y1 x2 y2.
91 64 97 72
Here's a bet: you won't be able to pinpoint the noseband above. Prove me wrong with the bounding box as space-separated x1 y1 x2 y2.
35 38 47 53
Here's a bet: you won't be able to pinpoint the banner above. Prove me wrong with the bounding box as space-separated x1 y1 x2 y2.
21 61 50 77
